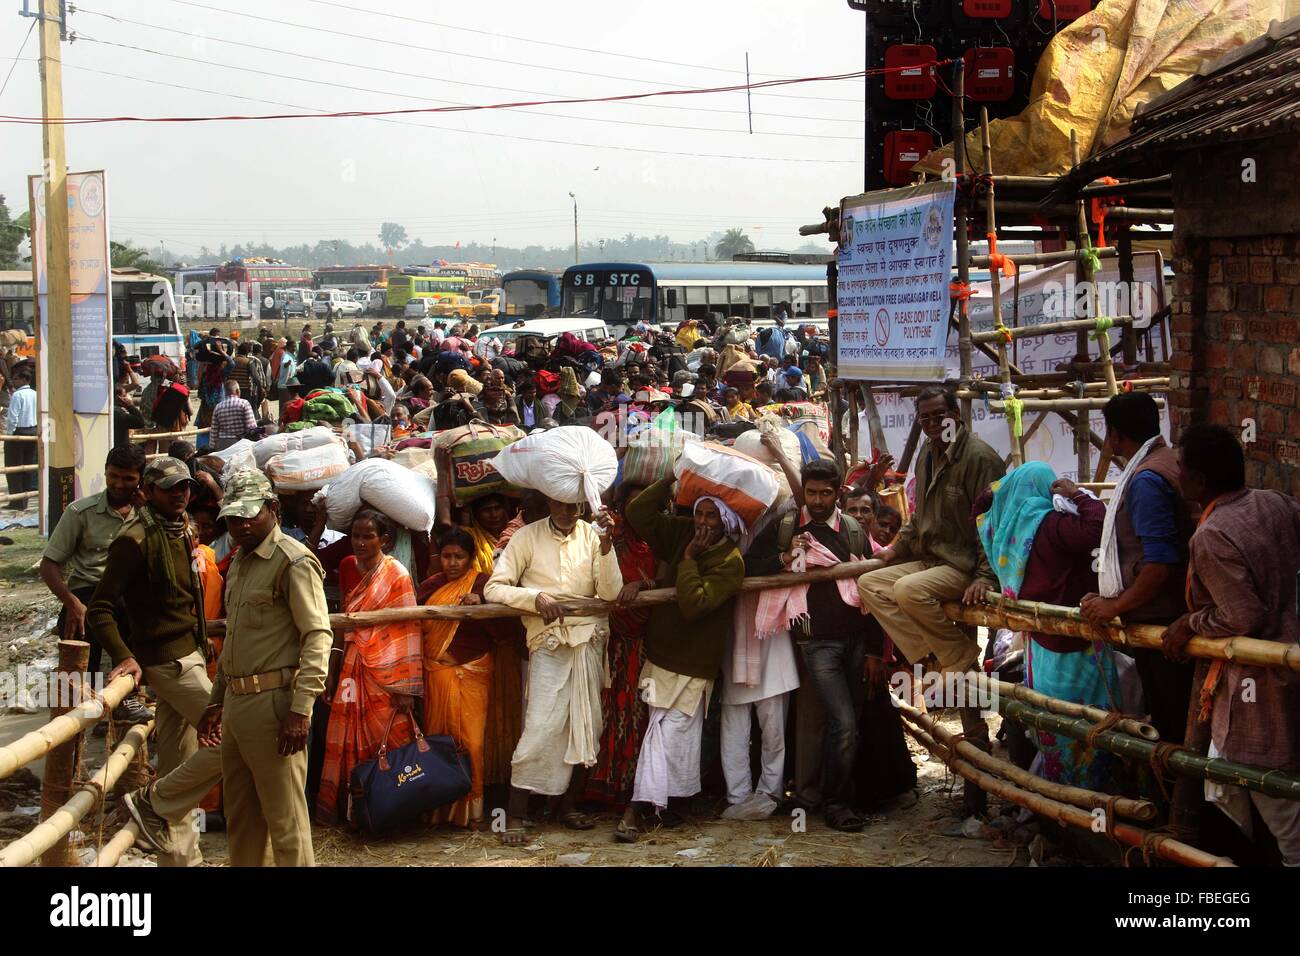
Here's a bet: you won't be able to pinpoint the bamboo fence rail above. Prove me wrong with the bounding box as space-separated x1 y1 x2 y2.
0 675 136 781
0 434 39 442
898 710 1233 868
0 464 39 475
970 673 1158 740
128 427 209 443
999 699 1300 801
92 822 140 868
0 721 153 868
893 695 1157 821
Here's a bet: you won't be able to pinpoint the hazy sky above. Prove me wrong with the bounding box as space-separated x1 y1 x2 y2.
0 0 868 257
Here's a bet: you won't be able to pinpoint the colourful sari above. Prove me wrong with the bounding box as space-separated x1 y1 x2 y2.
421 571 492 827
315 554 424 826
584 520 656 805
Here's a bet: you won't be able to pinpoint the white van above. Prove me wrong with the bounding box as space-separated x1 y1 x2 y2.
476 317 610 350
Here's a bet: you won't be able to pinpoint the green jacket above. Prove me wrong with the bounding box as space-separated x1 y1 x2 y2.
625 479 745 679
892 425 1005 584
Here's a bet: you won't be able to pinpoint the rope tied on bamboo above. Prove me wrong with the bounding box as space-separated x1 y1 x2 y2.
985 232 1017 279
949 281 973 319
1091 316 1115 341
1080 247 1102 278
1085 711 1126 750
1103 793 1122 846
1148 741 1182 804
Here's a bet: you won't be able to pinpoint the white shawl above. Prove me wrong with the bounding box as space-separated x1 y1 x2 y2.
1097 434 1162 598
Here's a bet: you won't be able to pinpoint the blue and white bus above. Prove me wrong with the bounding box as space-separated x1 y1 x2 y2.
501 269 562 318
560 261 829 335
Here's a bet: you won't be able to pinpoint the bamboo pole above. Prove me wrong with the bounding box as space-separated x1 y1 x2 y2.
862 382 889 462
970 673 1158 740
899 714 1233 867
0 675 136 781
1000 698 1300 802
129 427 209 443
980 107 1020 467
0 464 40 475
970 315 1137 344
847 383 860 470
1118 228 1139 366
1072 133 1119 402
895 694 1157 821
957 381 1167 402
990 396 1164 412
1078 174 1172 197
947 593 1300 673
952 61 974 431
39 640 88 867
1078 481 1117 490
92 822 140 868
0 722 153 868
969 246 1119 269
0 434 39 442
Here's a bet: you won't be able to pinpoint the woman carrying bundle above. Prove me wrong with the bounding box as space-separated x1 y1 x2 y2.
315 508 424 827
417 528 525 828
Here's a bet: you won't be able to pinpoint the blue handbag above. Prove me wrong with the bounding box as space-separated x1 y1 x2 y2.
349 710 471 836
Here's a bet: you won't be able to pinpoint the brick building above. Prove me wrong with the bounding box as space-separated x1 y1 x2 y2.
1071 15 1300 494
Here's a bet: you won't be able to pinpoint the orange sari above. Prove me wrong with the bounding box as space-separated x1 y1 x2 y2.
194 543 225 817
315 554 423 826
421 571 493 827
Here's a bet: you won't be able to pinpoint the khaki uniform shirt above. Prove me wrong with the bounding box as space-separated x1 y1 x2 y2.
42 491 135 592
210 524 333 717
892 425 1005 583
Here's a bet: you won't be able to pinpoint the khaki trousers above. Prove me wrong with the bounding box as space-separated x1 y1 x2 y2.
857 561 978 673
221 687 314 867
144 650 224 867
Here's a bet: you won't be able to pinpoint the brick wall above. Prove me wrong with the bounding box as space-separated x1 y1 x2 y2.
1169 232 1300 495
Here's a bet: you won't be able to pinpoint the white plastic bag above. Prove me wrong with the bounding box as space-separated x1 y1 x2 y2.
343 422 392 459
733 424 802 505
265 441 351 492
318 458 437 532
253 426 337 468
490 426 617 510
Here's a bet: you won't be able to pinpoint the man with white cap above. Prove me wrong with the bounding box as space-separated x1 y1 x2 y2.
89 456 224 865
196 468 332 866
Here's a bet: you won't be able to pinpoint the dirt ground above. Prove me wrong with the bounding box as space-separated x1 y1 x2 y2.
0 520 1038 868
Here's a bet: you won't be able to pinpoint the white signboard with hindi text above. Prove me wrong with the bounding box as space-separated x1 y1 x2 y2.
836 182 955 382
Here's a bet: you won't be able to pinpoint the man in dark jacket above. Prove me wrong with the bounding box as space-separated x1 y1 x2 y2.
616 479 746 840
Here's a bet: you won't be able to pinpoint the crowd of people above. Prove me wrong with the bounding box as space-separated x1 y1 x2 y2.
29 307 1300 867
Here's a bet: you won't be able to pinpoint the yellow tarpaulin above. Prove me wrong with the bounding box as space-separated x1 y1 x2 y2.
914 0 1300 177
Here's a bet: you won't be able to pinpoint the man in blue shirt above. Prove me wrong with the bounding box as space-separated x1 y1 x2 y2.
758 313 788 361
1081 392 1193 742
4 366 37 510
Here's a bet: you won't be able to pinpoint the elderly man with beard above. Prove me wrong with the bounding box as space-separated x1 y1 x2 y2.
485 497 624 845
89 457 225 865
614 480 746 841
857 384 1004 820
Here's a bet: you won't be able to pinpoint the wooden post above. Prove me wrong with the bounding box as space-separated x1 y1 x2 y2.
40 638 88 866
38 0 74 532
951 60 973 429
897 412 922 474
980 107 1021 467
847 382 860 469
1118 227 1139 366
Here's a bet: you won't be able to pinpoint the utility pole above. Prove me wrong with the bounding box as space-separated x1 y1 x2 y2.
38 0 74 530
569 192 579 263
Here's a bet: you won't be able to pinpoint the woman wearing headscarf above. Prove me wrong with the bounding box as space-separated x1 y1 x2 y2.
417 528 525 828
973 461 1132 790
615 480 746 840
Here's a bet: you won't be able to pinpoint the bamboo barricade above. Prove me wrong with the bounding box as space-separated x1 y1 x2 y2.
969 245 1119 269
1071 131 1120 402
39 640 88 867
93 822 140 868
0 464 39 475
999 698 1300 801
0 675 136 782
130 427 209 443
989 396 1165 412
0 721 153 868
971 673 1158 741
952 60 974 431
970 315 1137 344
898 711 1233 868
0 433 39 442
950 592 1300 674
893 694 1157 821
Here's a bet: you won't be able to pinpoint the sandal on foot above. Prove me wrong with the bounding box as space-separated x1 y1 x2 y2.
613 821 641 844
559 810 596 831
826 809 866 832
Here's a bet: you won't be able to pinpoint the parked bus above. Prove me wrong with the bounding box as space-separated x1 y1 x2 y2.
385 272 467 313
0 268 186 369
444 261 500 292
501 269 562 318
215 257 313 317
561 261 829 333
312 265 391 291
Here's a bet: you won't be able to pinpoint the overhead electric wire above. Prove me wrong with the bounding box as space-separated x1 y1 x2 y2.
37 60 864 164
0 20 36 105
65 35 860 140
74 7 860 124
157 0 863 102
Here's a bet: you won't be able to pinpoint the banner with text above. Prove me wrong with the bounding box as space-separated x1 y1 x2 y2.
836 181 955 381
28 170 113 510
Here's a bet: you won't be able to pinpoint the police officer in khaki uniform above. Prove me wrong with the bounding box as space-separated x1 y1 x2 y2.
196 470 332 867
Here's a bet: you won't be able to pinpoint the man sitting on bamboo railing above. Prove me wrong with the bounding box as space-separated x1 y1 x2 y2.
857 384 1005 821
1162 425 1300 865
